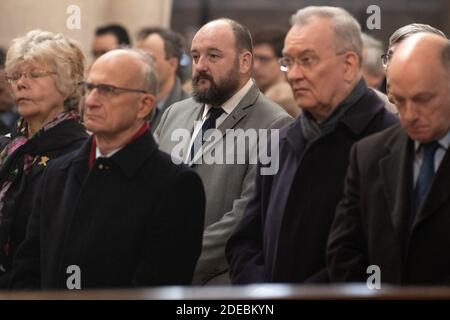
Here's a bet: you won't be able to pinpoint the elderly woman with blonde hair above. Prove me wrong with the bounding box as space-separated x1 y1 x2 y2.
0 30 88 285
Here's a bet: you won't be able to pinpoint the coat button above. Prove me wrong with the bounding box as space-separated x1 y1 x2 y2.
98 164 104 170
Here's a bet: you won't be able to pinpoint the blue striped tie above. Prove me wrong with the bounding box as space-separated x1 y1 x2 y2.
413 141 440 214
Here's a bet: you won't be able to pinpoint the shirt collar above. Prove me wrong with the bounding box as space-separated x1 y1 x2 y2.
414 129 450 152
202 78 253 119
88 122 149 168
96 146 122 159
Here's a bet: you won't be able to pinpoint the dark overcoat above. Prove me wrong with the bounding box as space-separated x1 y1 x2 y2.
227 87 398 283
11 131 205 289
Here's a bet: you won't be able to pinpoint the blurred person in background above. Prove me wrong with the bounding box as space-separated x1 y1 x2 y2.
253 28 299 118
136 27 189 131
0 48 19 136
92 24 131 60
361 33 385 90
361 33 397 114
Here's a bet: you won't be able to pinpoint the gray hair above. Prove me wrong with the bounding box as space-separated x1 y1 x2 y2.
441 41 450 71
124 48 159 96
362 33 385 76
5 29 85 111
290 6 363 61
389 23 446 49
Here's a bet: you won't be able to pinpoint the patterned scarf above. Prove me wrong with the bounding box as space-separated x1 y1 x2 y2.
0 111 79 260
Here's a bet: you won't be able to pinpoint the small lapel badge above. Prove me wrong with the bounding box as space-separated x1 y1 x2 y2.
38 156 50 167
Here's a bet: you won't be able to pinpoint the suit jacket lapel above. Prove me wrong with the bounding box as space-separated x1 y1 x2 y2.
379 129 413 241
269 119 306 270
184 103 204 166
414 147 450 228
187 102 204 134
189 84 259 165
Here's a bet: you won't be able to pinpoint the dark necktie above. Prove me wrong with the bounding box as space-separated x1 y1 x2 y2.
413 141 440 215
190 107 225 160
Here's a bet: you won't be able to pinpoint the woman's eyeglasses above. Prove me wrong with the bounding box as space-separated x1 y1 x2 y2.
5 70 56 84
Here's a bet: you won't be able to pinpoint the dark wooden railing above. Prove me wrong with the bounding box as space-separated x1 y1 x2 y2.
0 284 449 300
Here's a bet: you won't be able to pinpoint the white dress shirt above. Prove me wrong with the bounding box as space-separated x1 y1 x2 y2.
185 79 254 162
95 146 122 159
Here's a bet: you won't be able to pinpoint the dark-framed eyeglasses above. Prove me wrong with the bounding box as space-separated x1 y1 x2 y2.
278 56 305 72
79 81 150 98
278 51 346 72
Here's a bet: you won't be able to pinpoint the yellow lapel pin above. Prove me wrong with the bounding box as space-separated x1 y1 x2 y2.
38 156 50 167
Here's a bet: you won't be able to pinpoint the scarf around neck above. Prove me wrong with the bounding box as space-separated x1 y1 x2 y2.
300 78 367 143
0 111 80 269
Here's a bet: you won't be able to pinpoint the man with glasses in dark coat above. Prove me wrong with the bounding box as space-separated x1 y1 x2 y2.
10 49 205 289
227 6 398 284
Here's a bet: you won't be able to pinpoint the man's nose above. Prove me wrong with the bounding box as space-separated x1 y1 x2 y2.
193 55 209 73
402 102 419 123
286 63 305 82
84 88 102 107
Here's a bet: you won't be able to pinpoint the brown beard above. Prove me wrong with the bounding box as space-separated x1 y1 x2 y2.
192 59 241 106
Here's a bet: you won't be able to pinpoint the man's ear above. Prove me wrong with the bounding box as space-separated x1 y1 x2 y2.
168 57 179 74
343 51 360 82
138 93 156 120
240 51 252 74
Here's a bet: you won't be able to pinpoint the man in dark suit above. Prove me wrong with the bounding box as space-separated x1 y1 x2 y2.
226 6 398 284
10 49 205 289
155 18 292 285
136 27 190 132
327 33 450 285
